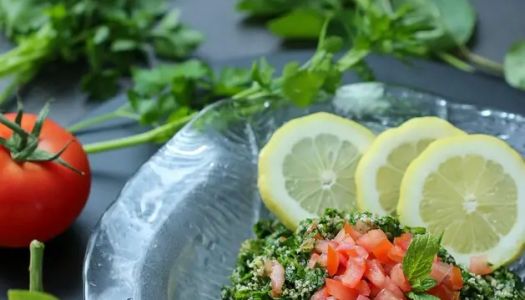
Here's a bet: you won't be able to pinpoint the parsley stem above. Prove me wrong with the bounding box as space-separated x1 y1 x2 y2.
437 52 476 73
83 113 196 154
68 105 138 133
460 47 504 76
29 240 45 292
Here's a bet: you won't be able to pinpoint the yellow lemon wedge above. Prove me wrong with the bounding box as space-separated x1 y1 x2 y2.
258 112 375 229
398 134 525 268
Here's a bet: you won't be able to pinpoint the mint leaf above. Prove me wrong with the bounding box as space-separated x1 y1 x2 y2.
402 234 440 289
411 277 437 293
407 292 440 300
504 40 525 90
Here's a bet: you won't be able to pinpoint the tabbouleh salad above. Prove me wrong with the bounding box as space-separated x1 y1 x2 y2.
222 210 525 300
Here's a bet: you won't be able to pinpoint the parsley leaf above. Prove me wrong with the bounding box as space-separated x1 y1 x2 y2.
402 234 440 291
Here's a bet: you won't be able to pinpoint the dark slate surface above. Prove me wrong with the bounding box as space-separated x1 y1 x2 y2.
0 0 524 299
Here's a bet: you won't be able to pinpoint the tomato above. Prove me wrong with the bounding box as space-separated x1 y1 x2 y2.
390 264 411 292
387 245 405 263
0 113 90 247
311 287 328 300
372 239 394 263
365 259 387 288
356 295 370 300
431 261 452 284
469 255 492 275
375 288 404 300
428 284 456 300
326 278 358 300
327 244 340 276
393 233 412 251
444 267 463 290
357 229 388 252
356 280 371 296
341 257 366 288
344 223 362 240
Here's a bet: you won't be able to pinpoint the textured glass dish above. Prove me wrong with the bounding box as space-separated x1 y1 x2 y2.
83 83 525 299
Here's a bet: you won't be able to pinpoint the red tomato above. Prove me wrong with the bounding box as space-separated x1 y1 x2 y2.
344 223 362 240
393 233 412 251
428 284 456 300
357 229 388 252
0 113 90 247
375 288 404 300
390 264 411 292
356 280 371 296
326 278 358 300
372 239 394 263
444 267 464 290
431 261 452 284
387 245 405 263
311 288 328 300
341 257 366 288
327 244 340 276
356 296 370 300
469 255 492 275
365 259 387 288
384 277 406 299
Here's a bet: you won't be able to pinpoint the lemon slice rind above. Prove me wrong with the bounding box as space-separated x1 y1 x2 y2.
258 112 375 229
356 117 465 216
398 134 525 267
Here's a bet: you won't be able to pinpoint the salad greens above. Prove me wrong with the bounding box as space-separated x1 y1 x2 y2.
222 209 525 300
0 0 202 103
236 0 525 91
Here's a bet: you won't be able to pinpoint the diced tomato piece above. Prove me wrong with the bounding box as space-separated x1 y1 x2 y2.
341 257 366 288
390 263 411 292
393 233 412 251
373 239 395 263
375 288 404 300
335 228 348 243
370 284 382 297
387 245 405 263
445 266 463 290
316 240 330 253
327 245 340 276
325 278 358 300
428 284 456 300
265 260 285 298
357 229 388 252
344 223 362 240
356 296 370 300
308 253 321 268
338 252 349 266
356 280 371 296
345 245 369 259
469 255 492 275
431 261 452 284
385 277 406 299
382 263 396 274
365 259 387 288
311 287 329 300
319 254 328 267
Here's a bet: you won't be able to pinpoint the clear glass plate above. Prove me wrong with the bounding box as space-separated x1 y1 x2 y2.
83 83 525 299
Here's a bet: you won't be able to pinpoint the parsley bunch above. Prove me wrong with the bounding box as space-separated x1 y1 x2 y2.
0 0 202 103
237 0 525 91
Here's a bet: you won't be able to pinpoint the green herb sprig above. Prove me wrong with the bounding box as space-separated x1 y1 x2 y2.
237 0 525 91
0 0 202 104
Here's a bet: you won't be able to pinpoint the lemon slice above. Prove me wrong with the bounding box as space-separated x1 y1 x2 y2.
258 112 375 229
398 134 525 267
355 117 465 216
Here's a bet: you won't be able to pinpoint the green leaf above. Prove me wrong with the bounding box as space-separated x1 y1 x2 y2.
407 292 440 300
0 0 50 37
504 40 525 90
236 0 292 17
93 26 110 44
251 58 275 87
282 67 324 106
402 234 441 288
411 277 437 293
111 39 139 52
267 9 325 39
8 290 58 300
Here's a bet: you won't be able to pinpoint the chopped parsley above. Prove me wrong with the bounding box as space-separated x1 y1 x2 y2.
221 209 525 299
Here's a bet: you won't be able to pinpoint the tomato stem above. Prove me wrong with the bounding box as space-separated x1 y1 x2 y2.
29 240 45 292
83 113 196 154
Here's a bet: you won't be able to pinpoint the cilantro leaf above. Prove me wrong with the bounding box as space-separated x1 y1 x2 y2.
267 8 325 39
504 40 525 90
402 234 441 291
